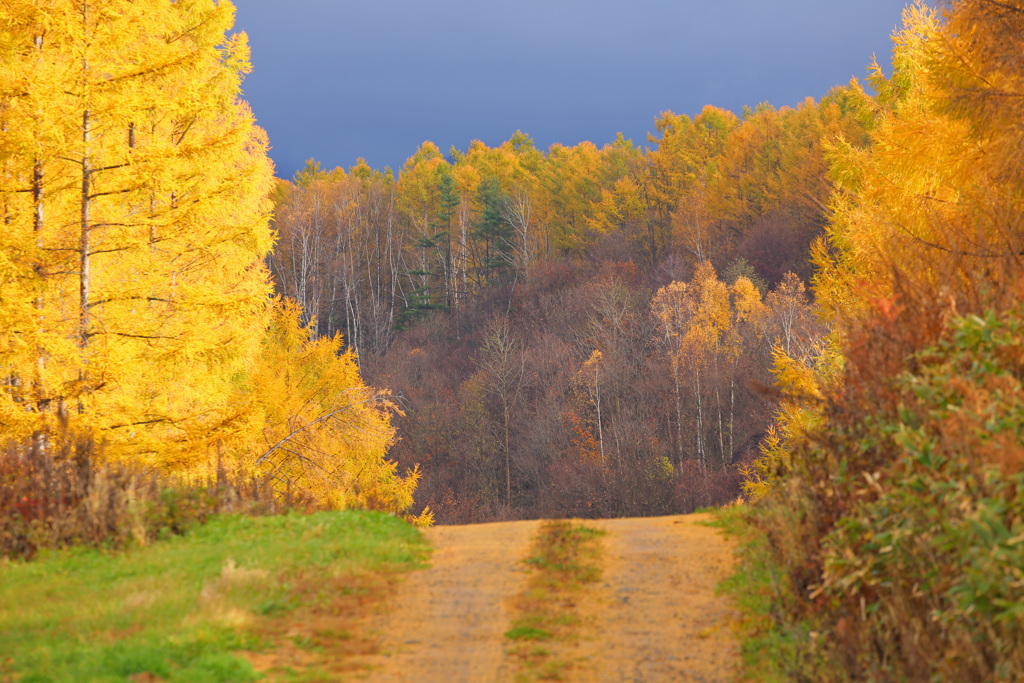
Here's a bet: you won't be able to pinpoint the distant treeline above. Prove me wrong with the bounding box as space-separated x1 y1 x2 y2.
270 94 868 356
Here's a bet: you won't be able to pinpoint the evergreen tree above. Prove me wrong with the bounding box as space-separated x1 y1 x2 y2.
473 176 512 280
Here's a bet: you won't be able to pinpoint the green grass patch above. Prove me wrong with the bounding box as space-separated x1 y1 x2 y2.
0 510 428 682
506 520 605 682
505 626 552 641
712 504 819 682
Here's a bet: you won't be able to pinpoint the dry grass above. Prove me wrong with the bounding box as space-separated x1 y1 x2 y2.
0 430 312 560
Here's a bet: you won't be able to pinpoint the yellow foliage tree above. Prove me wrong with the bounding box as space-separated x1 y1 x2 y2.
0 0 276 464
0 1 424 521
814 4 973 325
246 300 424 518
747 2 1021 501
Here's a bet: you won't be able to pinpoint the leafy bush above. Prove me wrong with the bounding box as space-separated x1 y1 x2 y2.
749 310 1024 681
813 312 1024 679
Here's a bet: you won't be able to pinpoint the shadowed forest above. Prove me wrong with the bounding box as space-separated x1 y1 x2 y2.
268 96 859 521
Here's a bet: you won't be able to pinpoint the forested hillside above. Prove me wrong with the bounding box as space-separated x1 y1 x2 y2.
269 93 870 521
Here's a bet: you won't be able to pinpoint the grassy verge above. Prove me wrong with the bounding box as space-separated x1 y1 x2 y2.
711 504 818 682
0 510 428 683
504 520 605 682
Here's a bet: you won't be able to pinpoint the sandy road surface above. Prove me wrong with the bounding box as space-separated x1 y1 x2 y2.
362 519 540 681
362 514 737 682
578 514 739 682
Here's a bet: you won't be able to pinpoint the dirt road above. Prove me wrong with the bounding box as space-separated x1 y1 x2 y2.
362 514 738 682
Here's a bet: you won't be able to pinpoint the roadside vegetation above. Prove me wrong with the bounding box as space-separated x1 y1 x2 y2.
723 2 1024 680
505 520 605 681
0 510 427 682
714 504 815 682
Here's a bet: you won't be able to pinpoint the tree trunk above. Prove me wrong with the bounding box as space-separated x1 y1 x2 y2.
33 160 45 404
504 403 511 507
694 365 704 471
594 364 604 461
79 108 91 352
672 360 683 464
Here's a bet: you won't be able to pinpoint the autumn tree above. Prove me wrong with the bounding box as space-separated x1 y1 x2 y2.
498 132 548 276
246 299 421 515
398 141 448 315
0 0 279 465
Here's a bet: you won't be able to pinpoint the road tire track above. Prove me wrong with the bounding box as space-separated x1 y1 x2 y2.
362 519 538 682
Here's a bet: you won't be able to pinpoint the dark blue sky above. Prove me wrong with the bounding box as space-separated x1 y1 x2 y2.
232 0 909 179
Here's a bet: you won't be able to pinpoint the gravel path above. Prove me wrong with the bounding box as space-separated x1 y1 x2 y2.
578 514 739 682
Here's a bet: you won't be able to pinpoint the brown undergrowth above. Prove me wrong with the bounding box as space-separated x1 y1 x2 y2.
242 568 405 681
0 429 311 560
505 520 605 681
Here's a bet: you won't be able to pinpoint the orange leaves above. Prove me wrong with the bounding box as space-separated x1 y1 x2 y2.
814 3 1013 332
691 262 731 347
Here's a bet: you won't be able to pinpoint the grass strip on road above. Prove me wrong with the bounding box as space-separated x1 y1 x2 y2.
0 510 428 682
505 520 605 682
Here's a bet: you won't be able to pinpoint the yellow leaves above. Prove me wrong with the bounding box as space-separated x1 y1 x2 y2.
652 262 744 370
740 424 783 502
759 0 1024 504
588 176 642 236
931 1 1024 186
815 0 1020 338
453 162 481 197
692 262 731 344
651 280 692 341
731 276 765 326
0 1 424 518
408 503 435 528
771 344 824 404
0 0 274 464
247 299 416 514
